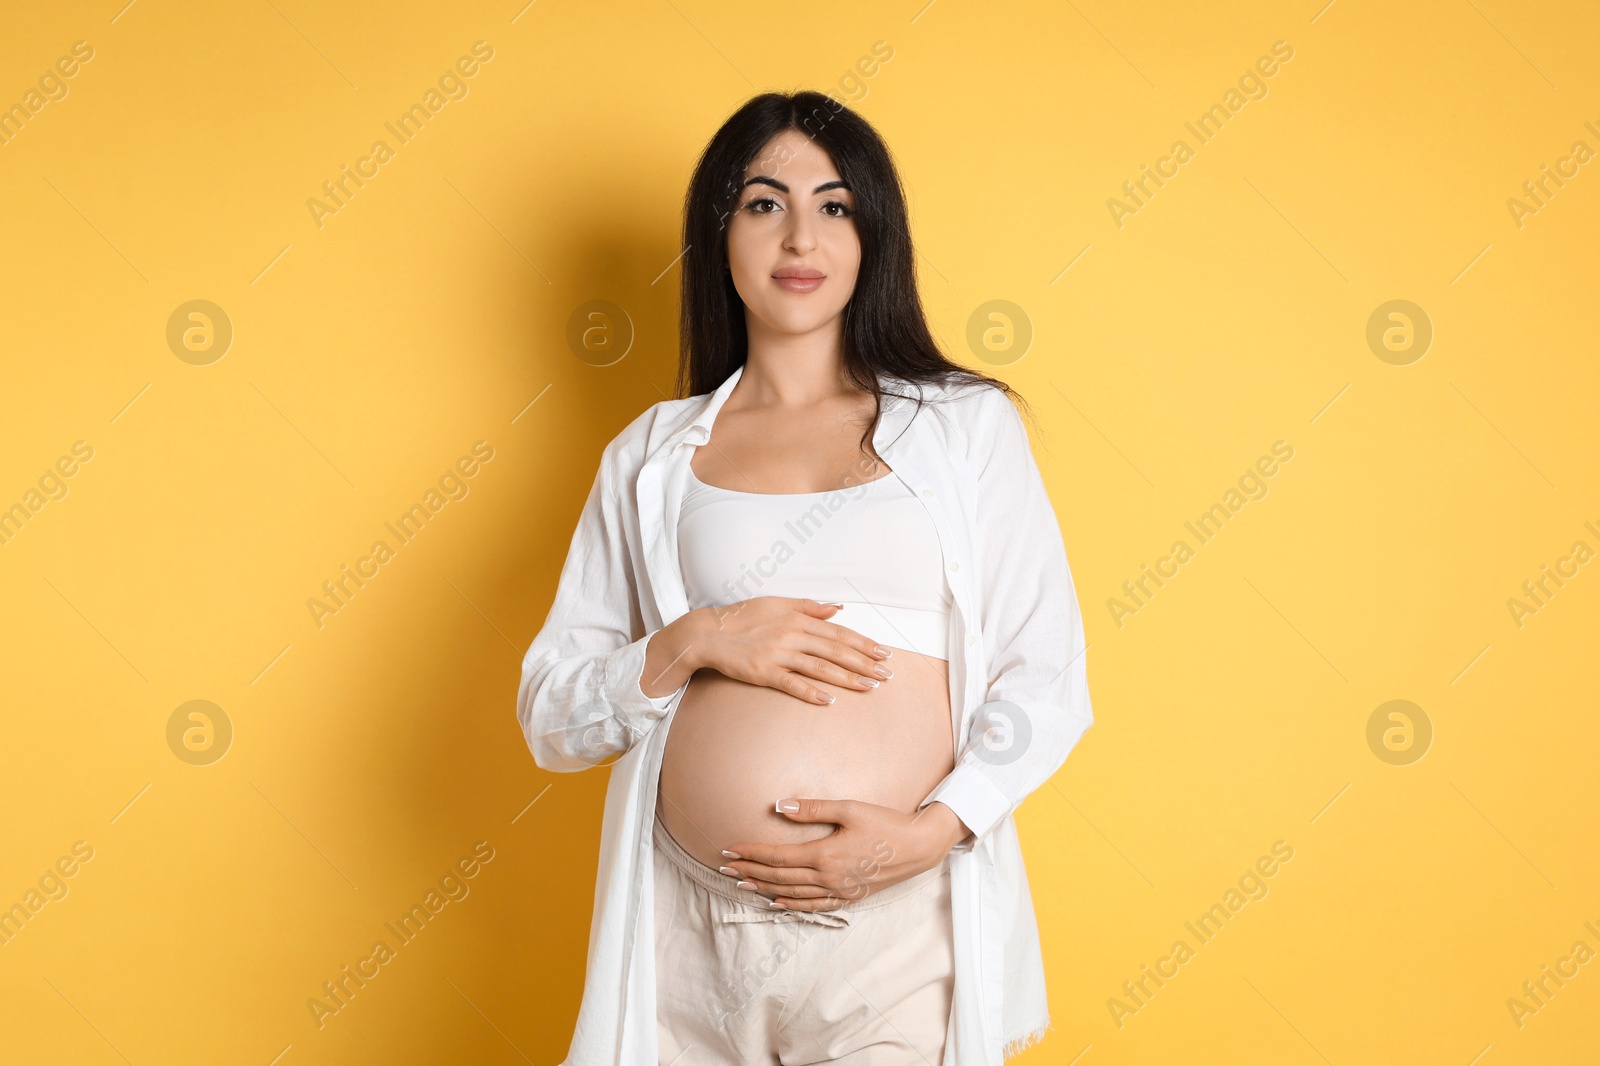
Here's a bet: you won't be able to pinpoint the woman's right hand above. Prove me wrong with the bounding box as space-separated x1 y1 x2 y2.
691 597 895 705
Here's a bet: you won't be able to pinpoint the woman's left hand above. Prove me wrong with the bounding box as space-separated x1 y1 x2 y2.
719 798 971 911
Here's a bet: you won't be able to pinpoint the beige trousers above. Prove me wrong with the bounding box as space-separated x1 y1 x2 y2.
653 815 955 1065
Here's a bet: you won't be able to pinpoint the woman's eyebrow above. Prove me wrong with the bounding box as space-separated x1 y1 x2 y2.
741 176 852 194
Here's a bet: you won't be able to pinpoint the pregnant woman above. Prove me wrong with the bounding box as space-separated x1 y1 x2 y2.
519 92 1095 1066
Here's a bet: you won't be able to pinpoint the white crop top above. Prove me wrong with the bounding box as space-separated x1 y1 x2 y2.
676 460 954 660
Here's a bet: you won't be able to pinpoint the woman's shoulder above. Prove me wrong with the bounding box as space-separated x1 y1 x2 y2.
894 375 1024 450
595 394 701 475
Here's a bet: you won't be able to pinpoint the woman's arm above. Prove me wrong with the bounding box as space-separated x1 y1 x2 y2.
517 435 690 771
915 385 1095 846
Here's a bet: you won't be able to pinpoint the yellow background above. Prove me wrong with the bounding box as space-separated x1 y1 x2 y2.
2 0 1597 1063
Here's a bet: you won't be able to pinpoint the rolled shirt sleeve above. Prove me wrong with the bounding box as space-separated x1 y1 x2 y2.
640 628 692 710
517 434 682 772
918 386 1095 846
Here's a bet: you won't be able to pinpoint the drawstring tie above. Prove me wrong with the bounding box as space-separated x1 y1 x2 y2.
720 906 852 928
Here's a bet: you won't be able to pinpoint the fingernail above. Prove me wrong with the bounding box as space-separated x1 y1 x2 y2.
822 693 836 705
768 901 787 910
736 881 759 891
873 646 893 658
873 664 892 679
721 850 741 859
776 799 799 813
824 602 844 608
719 866 739 876
860 677 879 688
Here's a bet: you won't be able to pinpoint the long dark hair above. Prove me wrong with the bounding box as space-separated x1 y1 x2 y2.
676 90 1031 451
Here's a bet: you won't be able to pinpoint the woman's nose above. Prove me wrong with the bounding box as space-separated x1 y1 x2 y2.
783 211 816 253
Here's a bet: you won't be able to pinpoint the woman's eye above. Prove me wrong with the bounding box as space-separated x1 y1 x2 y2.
743 197 853 217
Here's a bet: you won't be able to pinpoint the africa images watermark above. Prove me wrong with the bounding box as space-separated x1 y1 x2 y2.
0 841 97 948
1108 839 1296 1028
305 841 496 1030
1505 118 1600 230
706 837 898 1032
0 39 95 148
1504 912 1600 1030
709 41 894 237
306 440 495 629
0 439 95 548
1504 518 1599 630
697 453 889 618
1106 39 1296 229
306 41 496 230
1108 441 1296 628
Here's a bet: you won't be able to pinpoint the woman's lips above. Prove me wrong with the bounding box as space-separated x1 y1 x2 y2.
772 274 825 293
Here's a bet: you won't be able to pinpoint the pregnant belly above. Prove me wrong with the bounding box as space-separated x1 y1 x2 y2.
656 649 956 875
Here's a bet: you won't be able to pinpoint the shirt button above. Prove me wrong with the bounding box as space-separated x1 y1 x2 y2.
948 561 960 573
922 488 935 499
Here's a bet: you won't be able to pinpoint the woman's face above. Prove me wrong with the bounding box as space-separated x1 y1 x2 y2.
725 130 861 341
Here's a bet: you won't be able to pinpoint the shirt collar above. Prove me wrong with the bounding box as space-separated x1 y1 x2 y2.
647 362 926 465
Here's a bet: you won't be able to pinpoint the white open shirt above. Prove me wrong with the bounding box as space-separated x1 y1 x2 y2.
518 362 1094 1064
